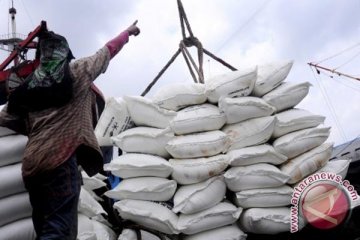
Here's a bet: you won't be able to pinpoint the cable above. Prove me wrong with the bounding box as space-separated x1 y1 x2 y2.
20 0 34 28
317 68 360 93
215 0 273 53
334 49 360 70
309 66 348 143
315 41 360 65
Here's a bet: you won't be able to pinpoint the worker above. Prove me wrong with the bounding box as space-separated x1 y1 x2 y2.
0 20 140 239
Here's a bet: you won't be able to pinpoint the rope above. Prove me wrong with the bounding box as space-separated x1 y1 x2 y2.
309 66 348 142
142 0 237 95
315 41 360 65
141 48 181 96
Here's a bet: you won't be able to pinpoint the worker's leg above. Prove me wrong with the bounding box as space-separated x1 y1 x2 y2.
24 153 81 240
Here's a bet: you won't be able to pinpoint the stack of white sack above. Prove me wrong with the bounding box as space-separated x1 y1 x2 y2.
0 127 35 240
78 171 117 240
154 83 243 238
0 126 115 240
217 61 337 235
96 60 345 238
103 96 179 236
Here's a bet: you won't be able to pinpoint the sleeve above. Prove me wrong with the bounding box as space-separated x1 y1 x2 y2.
70 46 111 83
0 105 27 135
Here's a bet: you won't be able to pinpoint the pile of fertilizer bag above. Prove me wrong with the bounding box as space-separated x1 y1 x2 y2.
0 60 352 240
0 129 118 239
94 60 352 240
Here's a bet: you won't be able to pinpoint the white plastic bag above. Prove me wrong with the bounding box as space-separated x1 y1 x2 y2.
124 96 176 128
177 202 242 235
273 127 330 159
239 207 290 234
166 130 229 159
173 176 226 214
114 199 179 235
205 67 257 103
222 116 275 151
234 185 293 208
170 104 226 135
104 153 172 179
224 163 290 192
252 60 293 96
281 142 333 184
95 97 134 146
263 81 311 112
112 127 174 158
170 154 229 185
183 225 247 240
218 96 275 124
227 144 287 166
272 108 325 138
152 83 207 111
105 177 177 201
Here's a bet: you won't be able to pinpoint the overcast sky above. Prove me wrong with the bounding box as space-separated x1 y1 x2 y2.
0 0 359 146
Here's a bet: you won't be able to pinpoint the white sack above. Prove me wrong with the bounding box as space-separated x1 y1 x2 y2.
183 225 247 240
224 163 290 192
173 176 226 214
166 130 229 159
95 97 134 146
112 127 174 158
0 192 32 227
0 217 36 240
92 220 117 240
281 142 333 184
104 153 172 179
170 154 229 185
78 187 107 219
81 171 107 191
177 202 242 235
0 134 27 167
0 162 25 199
263 81 311 112
114 199 179 235
78 214 96 240
170 104 226 135
123 96 176 128
152 83 207 111
227 144 287 166
222 116 275 151
317 159 351 179
119 229 171 240
234 185 293 208
205 67 257 103
0 127 16 137
273 127 330 159
252 60 293 97
272 108 325 138
218 96 275 124
239 207 290 234
105 177 177 201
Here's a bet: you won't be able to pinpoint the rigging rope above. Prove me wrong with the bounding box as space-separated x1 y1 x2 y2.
315 41 360 65
141 0 237 96
309 66 348 143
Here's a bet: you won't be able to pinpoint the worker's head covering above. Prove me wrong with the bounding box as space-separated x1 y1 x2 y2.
7 31 75 115
28 31 74 89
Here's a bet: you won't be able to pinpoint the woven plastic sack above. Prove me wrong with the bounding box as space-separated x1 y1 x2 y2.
252 60 293 96
219 96 275 124
205 67 257 103
152 83 207 111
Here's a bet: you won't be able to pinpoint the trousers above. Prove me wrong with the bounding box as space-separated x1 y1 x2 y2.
23 153 81 240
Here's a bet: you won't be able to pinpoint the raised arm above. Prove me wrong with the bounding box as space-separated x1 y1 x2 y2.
106 20 140 59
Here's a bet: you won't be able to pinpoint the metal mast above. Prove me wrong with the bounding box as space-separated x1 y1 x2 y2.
0 0 25 65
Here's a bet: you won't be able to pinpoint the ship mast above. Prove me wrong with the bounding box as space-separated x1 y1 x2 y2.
0 0 25 65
